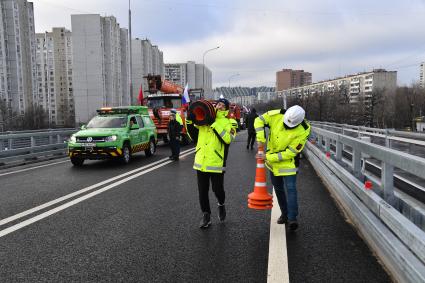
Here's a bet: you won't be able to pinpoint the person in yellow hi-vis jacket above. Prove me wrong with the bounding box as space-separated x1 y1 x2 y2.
189 98 236 229
254 105 310 231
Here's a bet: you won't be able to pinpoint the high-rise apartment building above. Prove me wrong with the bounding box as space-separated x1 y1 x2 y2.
131 38 164 100
71 14 129 123
164 61 212 92
35 28 74 127
276 69 312 91
420 62 424 88
0 0 37 116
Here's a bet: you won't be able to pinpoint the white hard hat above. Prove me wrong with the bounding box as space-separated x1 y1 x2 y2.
283 105 305 128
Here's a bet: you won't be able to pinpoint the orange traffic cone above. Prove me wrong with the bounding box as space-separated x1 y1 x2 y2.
248 144 273 210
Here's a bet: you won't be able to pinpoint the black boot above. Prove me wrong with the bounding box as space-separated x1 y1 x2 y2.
199 213 211 229
218 204 226 221
277 214 287 224
288 220 298 231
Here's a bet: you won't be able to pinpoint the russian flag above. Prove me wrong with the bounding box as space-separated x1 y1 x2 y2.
138 84 144 105
182 83 190 105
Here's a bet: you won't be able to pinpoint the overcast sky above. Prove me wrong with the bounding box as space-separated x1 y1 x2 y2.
33 0 425 88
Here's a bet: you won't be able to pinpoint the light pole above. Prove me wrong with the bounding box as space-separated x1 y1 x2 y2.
228 73 240 88
128 0 133 105
202 46 220 96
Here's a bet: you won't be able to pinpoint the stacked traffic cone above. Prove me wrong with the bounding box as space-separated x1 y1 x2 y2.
248 144 273 210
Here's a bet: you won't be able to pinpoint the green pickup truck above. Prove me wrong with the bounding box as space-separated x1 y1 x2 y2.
68 106 157 166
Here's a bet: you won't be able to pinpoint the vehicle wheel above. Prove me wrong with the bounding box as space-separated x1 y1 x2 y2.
145 138 156 157
70 157 84 166
120 143 132 164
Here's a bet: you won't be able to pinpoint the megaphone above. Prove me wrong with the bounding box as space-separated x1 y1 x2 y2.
188 100 216 126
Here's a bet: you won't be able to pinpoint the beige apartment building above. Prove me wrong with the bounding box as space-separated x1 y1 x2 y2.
279 69 397 104
276 69 312 91
36 28 74 127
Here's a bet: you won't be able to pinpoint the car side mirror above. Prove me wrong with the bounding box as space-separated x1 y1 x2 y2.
81 125 86 130
131 124 139 130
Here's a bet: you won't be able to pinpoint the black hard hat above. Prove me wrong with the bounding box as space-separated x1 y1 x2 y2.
218 98 230 110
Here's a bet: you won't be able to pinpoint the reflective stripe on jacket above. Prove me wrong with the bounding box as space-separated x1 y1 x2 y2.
254 109 310 176
193 110 235 173
175 114 183 126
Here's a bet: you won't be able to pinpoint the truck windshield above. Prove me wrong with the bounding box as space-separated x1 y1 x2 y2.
86 116 127 128
147 97 182 108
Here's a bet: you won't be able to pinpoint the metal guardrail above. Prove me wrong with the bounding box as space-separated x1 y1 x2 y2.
313 121 425 143
306 126 425 282
0 129 77 166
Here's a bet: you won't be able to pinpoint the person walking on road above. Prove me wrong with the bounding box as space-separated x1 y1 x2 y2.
254 105 310 231
168 111 182 161
189 98 236 229
245 108 258 150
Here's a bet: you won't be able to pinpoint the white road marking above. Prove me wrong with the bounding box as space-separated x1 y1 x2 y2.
0 148 195 227
0 160 69 177
267 191 290 283
0 149 195 238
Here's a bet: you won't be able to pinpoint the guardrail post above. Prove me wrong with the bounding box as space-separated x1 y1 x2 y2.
30 136 36 153
336 137 342 161
8 138 12 150
381 162 395 206
318 135 323 149
352 146 362 178
325 137 330 152
384 129 390 148
49 134 53 145
57 134 61 144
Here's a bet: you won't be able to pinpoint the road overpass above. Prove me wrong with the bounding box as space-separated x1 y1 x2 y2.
0 130 424 282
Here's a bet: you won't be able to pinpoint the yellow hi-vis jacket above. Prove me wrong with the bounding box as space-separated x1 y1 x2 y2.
192 110 236 173
175 114 183 126
254 109 311 176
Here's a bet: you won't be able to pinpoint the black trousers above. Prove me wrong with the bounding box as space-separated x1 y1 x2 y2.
247 131 255 149
197 170 225 214
169 138 180 158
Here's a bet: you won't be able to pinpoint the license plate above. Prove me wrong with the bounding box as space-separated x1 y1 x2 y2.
80 143 96 147
157 129 167 134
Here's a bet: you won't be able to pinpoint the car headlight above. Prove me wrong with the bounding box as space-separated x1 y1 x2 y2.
69 135 76 143
105 135 117 142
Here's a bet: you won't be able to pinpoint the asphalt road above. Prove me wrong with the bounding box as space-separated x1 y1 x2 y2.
0 132 391 282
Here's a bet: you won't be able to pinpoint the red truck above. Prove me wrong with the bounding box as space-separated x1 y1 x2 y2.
143 75 191 144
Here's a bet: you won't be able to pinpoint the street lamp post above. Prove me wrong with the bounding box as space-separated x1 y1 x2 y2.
202 46 220 96
228 73 240 88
